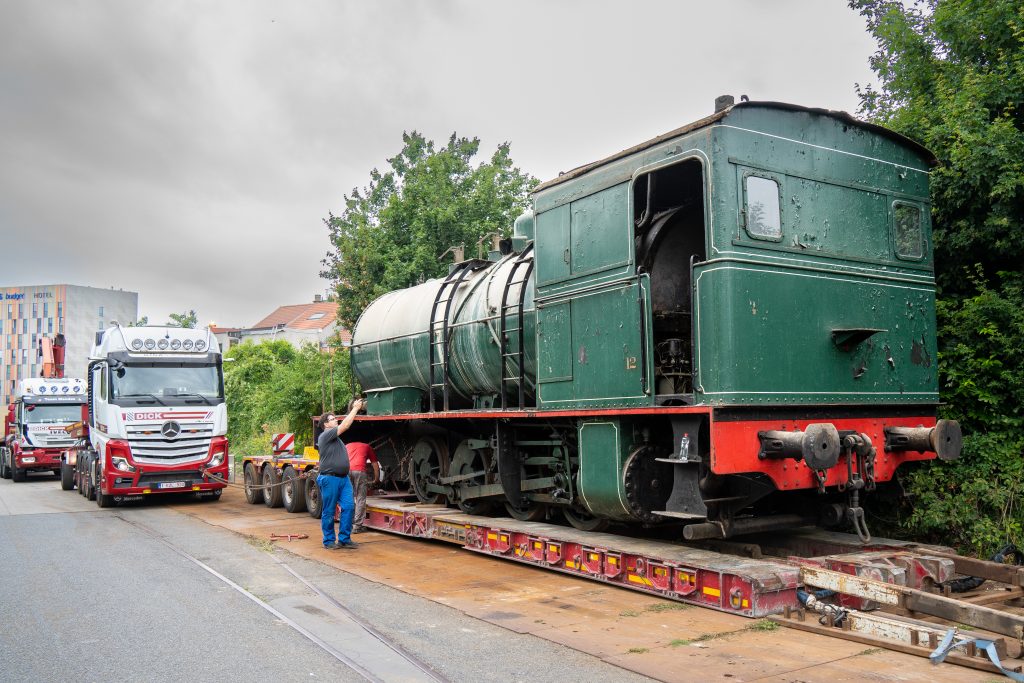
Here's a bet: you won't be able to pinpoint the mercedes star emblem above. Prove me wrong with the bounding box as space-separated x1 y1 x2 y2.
161 421 182 439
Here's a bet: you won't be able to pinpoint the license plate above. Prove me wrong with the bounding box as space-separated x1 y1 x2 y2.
157 481 186 489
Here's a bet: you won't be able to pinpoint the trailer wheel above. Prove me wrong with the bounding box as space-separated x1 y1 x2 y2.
84 459 96 501
0 449 9 479
306 475 322 519
281 467 307 513
95 464 115 508
60 462 75 491
262 466 283 508
243 463 264 505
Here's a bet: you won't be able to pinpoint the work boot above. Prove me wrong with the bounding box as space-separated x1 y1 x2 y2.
335 541 359 549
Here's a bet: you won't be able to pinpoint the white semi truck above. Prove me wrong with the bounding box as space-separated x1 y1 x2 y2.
1 378 87 482
70 324 229 507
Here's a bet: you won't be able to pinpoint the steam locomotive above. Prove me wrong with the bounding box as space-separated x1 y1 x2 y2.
344 98 961 540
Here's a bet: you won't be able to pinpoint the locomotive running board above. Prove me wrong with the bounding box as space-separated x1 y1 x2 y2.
363 497 801 617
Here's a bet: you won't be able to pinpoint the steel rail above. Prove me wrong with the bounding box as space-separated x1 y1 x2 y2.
113 515 445 683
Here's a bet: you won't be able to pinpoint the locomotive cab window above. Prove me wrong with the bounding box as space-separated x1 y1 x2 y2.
744 175 782 240
893 201 924 259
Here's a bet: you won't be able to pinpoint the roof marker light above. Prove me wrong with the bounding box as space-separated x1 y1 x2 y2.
157 339 169 350
144 339 156 350
131 339 144 350
182 340 194 351
195 340 207 351
170 339 182 350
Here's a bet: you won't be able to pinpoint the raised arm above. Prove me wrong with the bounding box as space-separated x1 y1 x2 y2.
337 398 365 436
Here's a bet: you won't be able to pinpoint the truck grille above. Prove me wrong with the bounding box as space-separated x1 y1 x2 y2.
30 435 76 449
125 422 214 465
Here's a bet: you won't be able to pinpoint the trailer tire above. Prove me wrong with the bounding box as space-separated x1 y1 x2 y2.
84 460 96 501
282 466 307 513
0 449 9 479
243 463 264 505
262 466 283 508
60 462 75 491
306 475 322 519
95 464 115 508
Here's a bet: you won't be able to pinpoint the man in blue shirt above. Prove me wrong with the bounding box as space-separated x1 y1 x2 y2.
316 399 364 549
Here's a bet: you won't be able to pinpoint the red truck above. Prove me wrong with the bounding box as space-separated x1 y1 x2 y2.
1 378 87 482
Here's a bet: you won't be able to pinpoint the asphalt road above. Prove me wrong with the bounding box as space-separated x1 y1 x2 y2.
0 472 651 683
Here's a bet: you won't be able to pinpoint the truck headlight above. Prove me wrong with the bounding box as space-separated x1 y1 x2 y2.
111 456 136 473
209 452 225 467
22 456 36 464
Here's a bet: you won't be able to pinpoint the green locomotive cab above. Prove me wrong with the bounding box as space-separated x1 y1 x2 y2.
348 99 961 539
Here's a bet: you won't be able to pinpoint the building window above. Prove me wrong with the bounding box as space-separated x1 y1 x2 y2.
18 303 23 318
22 319 27 334
308 312 326 320
48 319 54 334
98 320 104 331
6 304 10 317
98 305 104 317
58 318 64 333
43 302 49 318
36 319 41 333
32 303 38 317
57 302 62 318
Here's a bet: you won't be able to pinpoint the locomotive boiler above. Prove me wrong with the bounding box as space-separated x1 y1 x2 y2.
346 98 962 540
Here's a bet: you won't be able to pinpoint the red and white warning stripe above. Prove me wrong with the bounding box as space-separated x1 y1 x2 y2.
272 433 295 454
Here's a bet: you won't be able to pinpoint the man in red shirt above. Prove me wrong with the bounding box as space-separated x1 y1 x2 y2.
346 442 378 533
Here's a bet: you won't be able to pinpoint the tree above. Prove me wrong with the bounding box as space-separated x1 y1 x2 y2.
223 341 350 457
322 132 538 328
850 0 1024 553
128 316 149 327
850 0 1024 295
167 310 198 329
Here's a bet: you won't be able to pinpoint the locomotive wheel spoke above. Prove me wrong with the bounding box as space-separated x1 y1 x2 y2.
411 437 449 504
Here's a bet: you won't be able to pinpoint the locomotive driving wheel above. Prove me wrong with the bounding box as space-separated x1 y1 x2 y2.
504 500 545 522
622 444 674 523
410 437 449 504
450 441 494 515
562 507 609 532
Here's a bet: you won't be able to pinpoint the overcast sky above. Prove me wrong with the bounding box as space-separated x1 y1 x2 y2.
0 0 878 328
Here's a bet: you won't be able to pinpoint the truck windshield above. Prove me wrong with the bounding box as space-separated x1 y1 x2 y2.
111 363 224 403
24 404 83 424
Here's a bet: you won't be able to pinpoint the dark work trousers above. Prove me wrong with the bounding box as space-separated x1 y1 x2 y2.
349 470 367 529
317 474 354 547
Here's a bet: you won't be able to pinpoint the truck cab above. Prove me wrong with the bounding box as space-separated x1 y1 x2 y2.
1 378 87 481
78 324 228 506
